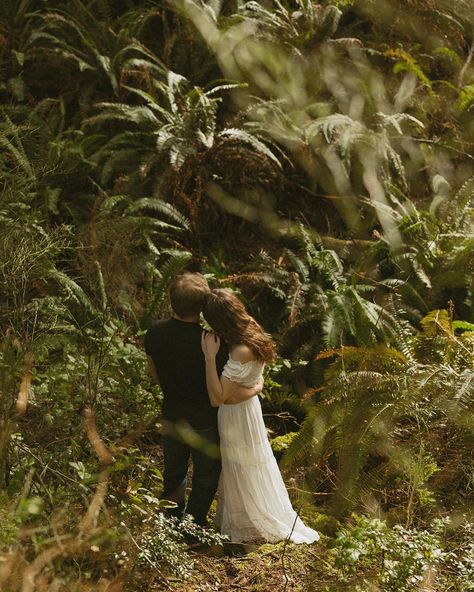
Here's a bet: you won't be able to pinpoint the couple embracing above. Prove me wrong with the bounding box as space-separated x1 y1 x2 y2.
145 273 319 544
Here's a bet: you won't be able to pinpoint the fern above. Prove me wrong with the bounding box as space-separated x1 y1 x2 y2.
84 103 161 127
282 325 473 516
280 406 320 468
51 270 97 317
241 0 344 53
311 249 344 289
450 174 474 227
453 369 474 410
376 112 424 135
305 111 412 190
306 114 358 145
85 72 281 184
26 5 166 97
124 198 191 231
140 251 192 329
455 85 474 114
0 114 36 181
217 128 281 167
384 48 434 95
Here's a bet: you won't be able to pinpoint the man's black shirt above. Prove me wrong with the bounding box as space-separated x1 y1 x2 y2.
144 318 228 429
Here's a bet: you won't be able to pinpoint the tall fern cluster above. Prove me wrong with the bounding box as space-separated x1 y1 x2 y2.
280 311 473 520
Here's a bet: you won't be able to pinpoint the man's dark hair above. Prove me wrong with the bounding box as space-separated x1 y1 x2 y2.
169 273 210 317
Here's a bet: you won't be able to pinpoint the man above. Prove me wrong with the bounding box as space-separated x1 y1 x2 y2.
145 272 262 526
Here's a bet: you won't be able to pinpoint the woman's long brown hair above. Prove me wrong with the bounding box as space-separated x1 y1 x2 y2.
202 289 276 363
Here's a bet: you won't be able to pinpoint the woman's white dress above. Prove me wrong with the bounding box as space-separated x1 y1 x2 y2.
215 356 319 544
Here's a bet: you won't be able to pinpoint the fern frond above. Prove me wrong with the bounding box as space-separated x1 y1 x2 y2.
280 406 320 468
451 174 474 226
124 198 190 230
316 4 342 39
0 115 36 181
455 84 474 114
376 112 424 134
453 369 474 409
100 194 128 211
140 251 192 329
384 48 433 95
83 103 160 127
311 249 344 289
51 270 97 316
306 114 359 145
218 128 282 167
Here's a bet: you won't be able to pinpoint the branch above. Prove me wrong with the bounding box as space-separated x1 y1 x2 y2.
83 406 115 465
18 405 116 590
79 466 112 534
21 537 93 592
0 549 25 588
16 353 33 416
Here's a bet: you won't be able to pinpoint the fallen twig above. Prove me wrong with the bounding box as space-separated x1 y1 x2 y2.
281 506 302 592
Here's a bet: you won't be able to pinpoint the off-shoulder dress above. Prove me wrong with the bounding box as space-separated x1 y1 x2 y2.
215 355 319 544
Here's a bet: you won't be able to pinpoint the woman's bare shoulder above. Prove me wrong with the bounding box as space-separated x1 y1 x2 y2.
229 344 256 363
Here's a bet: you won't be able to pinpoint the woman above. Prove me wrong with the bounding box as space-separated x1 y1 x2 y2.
201 288 319 544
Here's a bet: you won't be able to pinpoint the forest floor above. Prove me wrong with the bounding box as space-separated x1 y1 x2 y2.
143 540 335 592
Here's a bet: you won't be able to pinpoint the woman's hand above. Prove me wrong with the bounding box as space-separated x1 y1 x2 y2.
201 332 223 406
201 331 221 359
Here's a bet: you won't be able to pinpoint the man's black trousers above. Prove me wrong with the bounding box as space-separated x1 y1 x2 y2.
160 422 221 526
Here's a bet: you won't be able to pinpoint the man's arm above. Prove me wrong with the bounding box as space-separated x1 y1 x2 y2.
202 333 264 406
228 376 264 404
204 372 261 407
147 355 160 385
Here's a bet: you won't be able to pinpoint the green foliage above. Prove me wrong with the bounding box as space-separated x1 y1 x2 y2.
456 85 474 114
331 514 450 590
141 250 193 328
250 230 400 349
305 110 423 194
33 319 160 440
136 514 227 578
241 0 344 52
270 430 298 453
0 494 18 546
329 513 474 591
356 175 474 321
26 2 167 99
83 73 280 192
384 48 434 95
282 309 473 518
